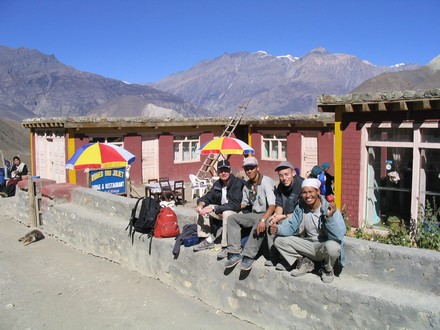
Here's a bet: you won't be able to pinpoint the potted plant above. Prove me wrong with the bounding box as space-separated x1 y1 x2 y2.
387 216 401 230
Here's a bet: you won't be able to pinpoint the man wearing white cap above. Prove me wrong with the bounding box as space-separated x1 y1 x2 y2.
225 157 276 271
270 178 346 283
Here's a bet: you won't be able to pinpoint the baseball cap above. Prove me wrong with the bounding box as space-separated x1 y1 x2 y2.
274 161 294 172
243 157 258 167
217 160 231 170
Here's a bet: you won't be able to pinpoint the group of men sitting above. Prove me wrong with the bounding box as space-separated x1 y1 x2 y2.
193 157 346 284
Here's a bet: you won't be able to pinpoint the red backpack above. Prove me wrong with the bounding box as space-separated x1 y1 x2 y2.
154 207 180 238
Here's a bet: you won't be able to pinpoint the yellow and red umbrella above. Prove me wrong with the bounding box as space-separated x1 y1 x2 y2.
197 137 254 155
66 142 136 170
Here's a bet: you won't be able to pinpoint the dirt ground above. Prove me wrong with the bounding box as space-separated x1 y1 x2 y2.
0 215 261 330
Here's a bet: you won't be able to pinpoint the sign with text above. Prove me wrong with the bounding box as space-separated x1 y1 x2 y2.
89 167 127 195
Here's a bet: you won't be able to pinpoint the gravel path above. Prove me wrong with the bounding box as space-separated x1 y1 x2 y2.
0 216 260 330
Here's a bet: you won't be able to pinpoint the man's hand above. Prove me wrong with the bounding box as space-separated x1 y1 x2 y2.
269 214 285 225
257 220 266 234
269 223 278 236
326 202 336 218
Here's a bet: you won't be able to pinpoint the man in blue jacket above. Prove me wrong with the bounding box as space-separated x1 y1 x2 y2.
270 178 346 283
193 160 244 259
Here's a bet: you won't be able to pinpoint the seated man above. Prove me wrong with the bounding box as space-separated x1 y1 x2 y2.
270 178 346 283
225 157 276 271
0 156 28 198
193 160 244 259
265 161 304 267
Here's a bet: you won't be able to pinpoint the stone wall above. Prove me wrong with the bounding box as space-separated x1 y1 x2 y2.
1 183 439 329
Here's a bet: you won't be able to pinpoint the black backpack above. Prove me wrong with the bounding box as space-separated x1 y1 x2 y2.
126 197 161 243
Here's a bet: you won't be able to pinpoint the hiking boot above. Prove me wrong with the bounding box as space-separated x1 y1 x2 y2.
193 239 214 252
240 257 255 271
216 248 228 260
275 259 293 272
290 257 315 277
225 254 242 268
321 268 334 283
264 259 276 267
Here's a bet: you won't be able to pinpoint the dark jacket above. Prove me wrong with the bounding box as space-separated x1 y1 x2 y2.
275 176 304 214
197 174 244 214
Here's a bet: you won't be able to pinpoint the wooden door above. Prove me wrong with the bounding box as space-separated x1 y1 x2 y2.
142 136 159 183
301 133 318 176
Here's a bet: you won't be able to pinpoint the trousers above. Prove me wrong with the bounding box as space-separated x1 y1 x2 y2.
274 235 341 272
227 212 265 258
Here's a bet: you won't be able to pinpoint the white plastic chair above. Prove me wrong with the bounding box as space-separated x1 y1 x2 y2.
189 174 208 199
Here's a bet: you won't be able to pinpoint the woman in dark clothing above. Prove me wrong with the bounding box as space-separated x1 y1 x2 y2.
0 156 28 197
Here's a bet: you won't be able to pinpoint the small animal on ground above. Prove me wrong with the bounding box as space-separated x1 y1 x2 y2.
18 229 45 246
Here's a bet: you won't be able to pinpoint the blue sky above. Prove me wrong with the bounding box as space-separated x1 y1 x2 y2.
1 0 439 83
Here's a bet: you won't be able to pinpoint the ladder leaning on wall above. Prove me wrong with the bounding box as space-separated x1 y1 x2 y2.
196 101 249 179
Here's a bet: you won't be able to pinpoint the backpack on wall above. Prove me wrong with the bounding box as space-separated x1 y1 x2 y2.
154 207 180 238
126 197 161 243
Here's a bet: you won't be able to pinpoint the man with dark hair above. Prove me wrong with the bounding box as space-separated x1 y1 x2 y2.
0 156 28 197
270 178 346 283
224 157 276 271
193 160 244 259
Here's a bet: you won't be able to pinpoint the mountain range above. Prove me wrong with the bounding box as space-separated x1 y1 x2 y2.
150 48 423 116
0 45 439 161
1 45 433 123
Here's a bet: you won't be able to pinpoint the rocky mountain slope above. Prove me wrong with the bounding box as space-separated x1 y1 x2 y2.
150 48 420 116
0 119 30 164
0 46 202 122
351 55 440 93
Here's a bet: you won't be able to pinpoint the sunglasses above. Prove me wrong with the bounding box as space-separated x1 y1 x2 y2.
244 165 257 171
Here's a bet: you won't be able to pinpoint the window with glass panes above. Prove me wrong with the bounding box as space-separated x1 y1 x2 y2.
173 135 199 162
262 134 287 160
363 123 440 228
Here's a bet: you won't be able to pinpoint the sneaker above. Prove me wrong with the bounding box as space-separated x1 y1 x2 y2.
0 192 8 198
321 269 334 283
290 257 315 277
216 248 228 260
240 257 255 271
264 259 276 267
193 239 214 252
225 254 242 268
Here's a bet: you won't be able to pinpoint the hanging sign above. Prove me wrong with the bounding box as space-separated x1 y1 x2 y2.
89 167 127 195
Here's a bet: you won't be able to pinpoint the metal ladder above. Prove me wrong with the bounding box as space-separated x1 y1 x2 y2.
196 101 249 179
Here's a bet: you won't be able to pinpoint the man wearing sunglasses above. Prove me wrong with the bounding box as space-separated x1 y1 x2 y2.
225 157 276 271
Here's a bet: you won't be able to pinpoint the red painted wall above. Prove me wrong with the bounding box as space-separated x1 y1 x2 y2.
318 131 334 170
288 132 302 173
341 122 361 227
124 135 142 185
